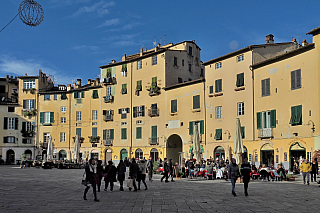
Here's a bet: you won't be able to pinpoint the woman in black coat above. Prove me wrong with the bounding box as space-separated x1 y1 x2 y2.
83 159 99 202
117 160 126 191
104 160 117 192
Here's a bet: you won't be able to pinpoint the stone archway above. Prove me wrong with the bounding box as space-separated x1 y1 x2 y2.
24 150 32 160
166 134 182 164
6 150 15 164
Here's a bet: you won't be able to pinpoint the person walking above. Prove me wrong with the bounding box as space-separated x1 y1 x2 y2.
169 159 175 182
146 156 153 181
96 160 103 192
103 160 117 192
228 158 240 196
117 160 126 191
129 158 139 191
137 159 148 190
161 158 169 182
311 158 318 183
83 159 99 202
300 159 311 185
241 158 251 196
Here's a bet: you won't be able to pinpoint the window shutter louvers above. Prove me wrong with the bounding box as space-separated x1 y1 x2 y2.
189 121 193 135
50 112 54 123
110 129 114 139
15 118 18 130
3 117 8 129
257 112 262 129
40 112 43 124
270 110 276 128
200 120 204 134
133 107 137 118
103 129 106 140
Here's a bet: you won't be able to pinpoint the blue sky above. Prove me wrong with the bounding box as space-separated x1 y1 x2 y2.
0 0 319 85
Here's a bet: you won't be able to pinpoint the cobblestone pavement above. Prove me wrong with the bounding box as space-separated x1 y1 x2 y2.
0 165 319 213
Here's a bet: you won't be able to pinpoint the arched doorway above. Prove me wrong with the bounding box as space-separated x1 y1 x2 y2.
24 150 32 160
150 148 158 162
120 149 128 160
135 148 143 160
59 150 67 160
105 149 112 162
214 146 225 161
90 150 99 160
289 142 306 171
261 143 274 166
6 150 15 164
166 134 182 164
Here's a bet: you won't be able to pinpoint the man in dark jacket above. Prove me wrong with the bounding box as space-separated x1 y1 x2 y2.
228 158 239 196
161 158 169 182
129 158 139 191
168 159 175 182
241 158 251 196
146 156 153 181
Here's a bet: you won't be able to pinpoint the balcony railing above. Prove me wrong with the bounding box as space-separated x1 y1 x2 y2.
103 114 113 121
21 131 34 137
149 137 159 145
104 139 113 146
148 108 159 117
148 86 161 96
21 109 37 117
104 95 114 103
189 134 203 143
258 128 273 138
89 136 100 143
103 77 116 85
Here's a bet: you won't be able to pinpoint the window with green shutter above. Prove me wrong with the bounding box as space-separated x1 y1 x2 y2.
200 120 204 134
214 129 222 140
81 91 84 98
122 64 127 72
257 112 262 129
50 112 54 123
236 73 244 87
40 112 43 124
189 121 193 135
107 68 112 77
241 126 245 138
121 128 127 139
193 95 200 109
136 80 142 91
151 125 157 144
151 77 157 87
122 84 127 94
103 129 106 140
92 127 97 137
109 129 114 139
290 105 302 125
270 110 276 128
92 90 98 99
171 99 177 113
209 86 213 94
215 79 222 93
136 127 142 139
61 93 67 100
76 128 81 137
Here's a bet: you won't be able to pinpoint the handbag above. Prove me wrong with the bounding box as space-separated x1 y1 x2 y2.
81 171 87 186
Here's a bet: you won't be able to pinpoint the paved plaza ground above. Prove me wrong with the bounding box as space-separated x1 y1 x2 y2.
0 165 319 213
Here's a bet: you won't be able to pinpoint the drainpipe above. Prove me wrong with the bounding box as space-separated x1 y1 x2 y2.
68 92 71 160
130 62 133 159
249 46 255 141
203 78 207 157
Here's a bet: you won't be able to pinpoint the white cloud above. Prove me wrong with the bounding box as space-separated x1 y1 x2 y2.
0 55 74 85
72 45 99 51
71 1 115 17
97 18 119 28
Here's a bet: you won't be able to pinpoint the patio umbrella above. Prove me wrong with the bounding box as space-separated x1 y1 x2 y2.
47 135 53 161
193 124 201 165
73 135 80 164
234 118 244 164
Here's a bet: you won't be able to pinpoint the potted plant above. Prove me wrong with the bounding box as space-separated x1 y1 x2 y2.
23 110 28 117
30 88 36 94
286 174 295 181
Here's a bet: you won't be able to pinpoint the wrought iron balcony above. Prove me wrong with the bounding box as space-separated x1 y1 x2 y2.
103 114 113 121
148 108 159 117
258 128 273 138
104 139 113 146
103 77 116 85
89 136 100 143
104 95 114 103
148 86 160 96
149 137 159 145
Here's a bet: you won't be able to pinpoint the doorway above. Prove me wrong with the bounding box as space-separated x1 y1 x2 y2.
166 134 182 163
6 150 15 164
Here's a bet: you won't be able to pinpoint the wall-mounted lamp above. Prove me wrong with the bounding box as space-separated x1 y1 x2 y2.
308 120 315 133
224 130 231 139
275 148 279 153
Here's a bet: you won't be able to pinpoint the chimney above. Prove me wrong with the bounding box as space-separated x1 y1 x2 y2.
302 39 308 46
140 47 143 56
72 82 76 89
266 34 274 44
25 73 28 76
67 84 71 91
76 79 81 88
122 54 126 62
157 43 161 48
291 38 297 43
87 79 91 85
95 78 100 86
111 59 116 63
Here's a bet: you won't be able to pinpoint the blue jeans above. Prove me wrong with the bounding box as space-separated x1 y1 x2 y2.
231 179 236 192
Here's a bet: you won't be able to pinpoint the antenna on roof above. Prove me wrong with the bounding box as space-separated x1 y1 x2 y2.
153 36 157 48
159 37 162 46
164 35 166 45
